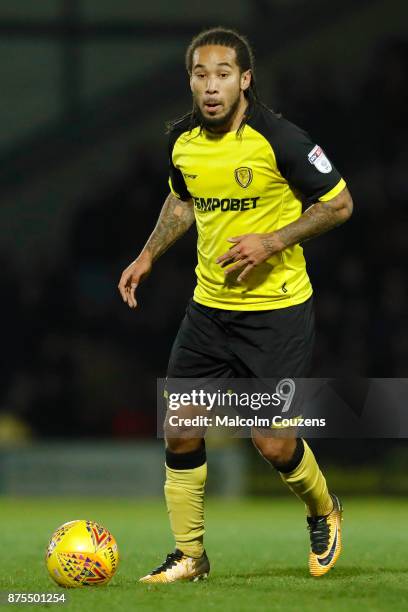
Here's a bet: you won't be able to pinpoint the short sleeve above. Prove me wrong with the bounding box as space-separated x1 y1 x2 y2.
168 131 191 201
273 119 345 206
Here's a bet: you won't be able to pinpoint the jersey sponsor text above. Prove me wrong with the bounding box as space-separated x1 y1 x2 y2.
193 196 260 212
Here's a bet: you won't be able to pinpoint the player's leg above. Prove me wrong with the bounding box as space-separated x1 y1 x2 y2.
229 297 343 576
139 432 210 583
140 300 232 583
252 433 333 516
252 430 342 576
165 434 207 555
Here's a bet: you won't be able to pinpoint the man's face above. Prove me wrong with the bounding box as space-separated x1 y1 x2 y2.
190 45 251 130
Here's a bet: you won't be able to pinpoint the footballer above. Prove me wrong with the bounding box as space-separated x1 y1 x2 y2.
118 27 353 582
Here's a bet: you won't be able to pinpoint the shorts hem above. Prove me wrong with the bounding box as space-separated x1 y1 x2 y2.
192 290 313 311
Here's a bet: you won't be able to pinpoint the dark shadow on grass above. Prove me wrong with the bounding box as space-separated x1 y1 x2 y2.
323 566 408 580
113 565 408 587
230 568 307 580
227 566 408 581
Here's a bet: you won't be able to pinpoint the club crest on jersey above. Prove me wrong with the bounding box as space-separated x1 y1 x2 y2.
234 167 253 188
307 145 332 174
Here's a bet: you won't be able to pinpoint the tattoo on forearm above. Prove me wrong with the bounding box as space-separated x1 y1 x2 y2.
278 203 337 246
145 193 195 261
261 235 276 256
277 189 352 248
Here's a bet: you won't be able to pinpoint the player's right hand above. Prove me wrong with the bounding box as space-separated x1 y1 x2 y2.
118 254 152 308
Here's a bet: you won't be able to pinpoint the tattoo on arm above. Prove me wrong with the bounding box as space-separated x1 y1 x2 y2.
261 235 277 257
276 187 353 249
144 193 195 261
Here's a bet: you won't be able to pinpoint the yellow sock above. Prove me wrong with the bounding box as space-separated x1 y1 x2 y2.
164 461 207 558
280 440 333 517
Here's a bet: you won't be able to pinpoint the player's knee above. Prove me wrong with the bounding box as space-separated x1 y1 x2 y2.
165 437 203 454
163 405 207 444
253 436 295 466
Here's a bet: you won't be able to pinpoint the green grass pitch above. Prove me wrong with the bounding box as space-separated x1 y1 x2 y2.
1 497 408 611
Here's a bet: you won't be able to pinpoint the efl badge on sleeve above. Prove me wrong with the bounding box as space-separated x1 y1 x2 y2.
234 167 253 188
307 145 332 174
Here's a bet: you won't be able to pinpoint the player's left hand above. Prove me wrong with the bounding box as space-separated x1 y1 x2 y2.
216 233 284 282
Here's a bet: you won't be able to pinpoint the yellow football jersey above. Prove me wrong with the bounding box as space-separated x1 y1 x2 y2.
168 104 345 311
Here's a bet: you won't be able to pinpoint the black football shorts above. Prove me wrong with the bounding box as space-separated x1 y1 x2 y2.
166 297 315 422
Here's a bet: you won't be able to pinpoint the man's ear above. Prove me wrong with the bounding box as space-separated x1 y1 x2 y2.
241 70 252 92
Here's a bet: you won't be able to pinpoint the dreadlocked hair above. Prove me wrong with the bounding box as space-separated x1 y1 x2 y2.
167 26 274 136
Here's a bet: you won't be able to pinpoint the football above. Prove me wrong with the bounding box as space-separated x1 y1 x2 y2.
45 520 119 588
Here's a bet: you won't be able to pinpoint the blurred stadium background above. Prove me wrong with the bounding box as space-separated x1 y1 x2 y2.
1 0 408 499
